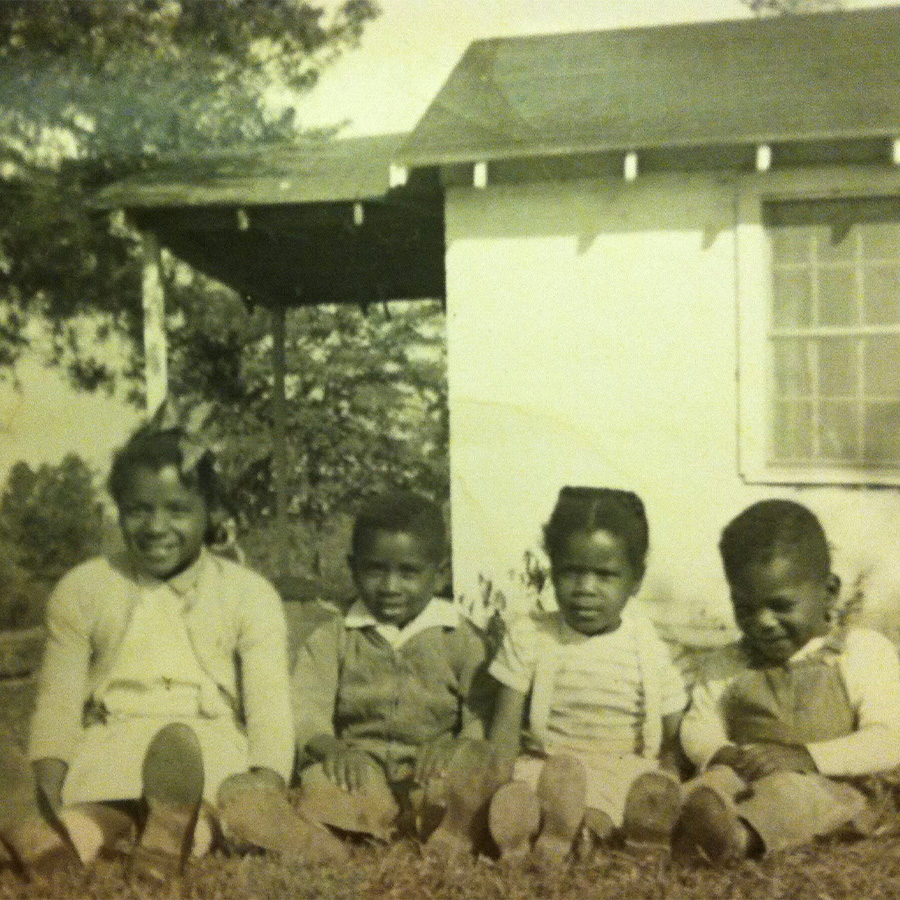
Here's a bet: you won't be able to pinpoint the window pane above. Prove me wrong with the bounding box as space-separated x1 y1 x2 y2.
818 338 856 397
814 223 854 262
819 400 858 461
772 268 812 327
770 227 809 263
859 220 900 259
863 401 900 464
773 340 812 396
772 400 813 461
864 336 900 397
818 266 856 326
863 265 900 325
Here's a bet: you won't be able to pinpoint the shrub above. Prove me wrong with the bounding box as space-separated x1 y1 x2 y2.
0 454 102 629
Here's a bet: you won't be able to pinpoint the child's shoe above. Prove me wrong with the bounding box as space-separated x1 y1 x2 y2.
488 781 540 860
621 772 682 846
128 723 204 885
217 772 348 864
534 755 586 866
0 741 79 878
671 785 750 865
423 740 504 862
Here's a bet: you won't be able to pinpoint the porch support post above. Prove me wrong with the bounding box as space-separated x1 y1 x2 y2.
141 231 167 413
271 303 291 576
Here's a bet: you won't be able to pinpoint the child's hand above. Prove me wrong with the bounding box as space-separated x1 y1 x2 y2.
414 737 458 786
321 742 376 793
738 742 818 779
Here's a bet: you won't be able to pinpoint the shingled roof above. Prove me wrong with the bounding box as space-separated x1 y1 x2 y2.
397 8 900 168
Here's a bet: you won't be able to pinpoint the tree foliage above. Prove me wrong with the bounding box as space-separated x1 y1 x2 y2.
0 0 379 376
741 0 842 12
0 454 103 627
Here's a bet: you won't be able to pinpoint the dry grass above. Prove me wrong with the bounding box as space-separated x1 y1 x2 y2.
5 679 900 899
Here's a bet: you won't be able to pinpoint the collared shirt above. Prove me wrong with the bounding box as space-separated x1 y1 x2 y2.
30 549 294 780
680 627 900 777
291 597 492 778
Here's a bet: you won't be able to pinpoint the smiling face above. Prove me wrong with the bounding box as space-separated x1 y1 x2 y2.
729 553 838 664
349 529 446 627
551 529 642 636
117 464 208 580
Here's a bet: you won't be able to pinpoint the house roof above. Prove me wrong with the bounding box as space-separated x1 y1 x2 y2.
398 7 900 168
86 133 445 307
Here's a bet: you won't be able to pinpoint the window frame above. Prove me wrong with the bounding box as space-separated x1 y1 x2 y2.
737 166 900 486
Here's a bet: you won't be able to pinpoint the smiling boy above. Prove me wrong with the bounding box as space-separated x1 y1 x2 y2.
290 493 499 858
675 499 900 864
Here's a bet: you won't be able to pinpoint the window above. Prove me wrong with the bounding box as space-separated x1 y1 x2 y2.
738 173 900 484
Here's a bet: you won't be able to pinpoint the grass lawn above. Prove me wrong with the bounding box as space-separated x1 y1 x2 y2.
4 681 900 899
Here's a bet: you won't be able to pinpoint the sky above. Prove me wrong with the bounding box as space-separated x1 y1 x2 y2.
1 0 895 479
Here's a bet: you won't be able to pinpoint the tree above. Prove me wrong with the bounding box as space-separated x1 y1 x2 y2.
0 0 379 378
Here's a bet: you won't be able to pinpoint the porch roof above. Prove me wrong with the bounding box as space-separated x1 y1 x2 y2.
87 133 445 308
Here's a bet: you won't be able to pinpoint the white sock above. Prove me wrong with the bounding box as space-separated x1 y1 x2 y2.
58 808 105 865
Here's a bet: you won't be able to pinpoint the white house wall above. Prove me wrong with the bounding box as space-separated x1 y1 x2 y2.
444 173 900 642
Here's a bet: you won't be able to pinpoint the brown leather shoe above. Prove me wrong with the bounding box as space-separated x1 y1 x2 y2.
671 785 749 865
488 781 540 860
622 772 682 846
423 741 504 862
534 755 586 865
128 724 204 885
218 774 348 864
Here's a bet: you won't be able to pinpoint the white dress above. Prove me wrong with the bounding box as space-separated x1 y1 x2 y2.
62 581 249 805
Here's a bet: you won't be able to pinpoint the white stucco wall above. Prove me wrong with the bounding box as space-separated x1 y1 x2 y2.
445 172 900 643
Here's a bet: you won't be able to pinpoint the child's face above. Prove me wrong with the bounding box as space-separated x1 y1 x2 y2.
552 529 642 636
349 529 446 627
117 464 208 580
729 553 838 664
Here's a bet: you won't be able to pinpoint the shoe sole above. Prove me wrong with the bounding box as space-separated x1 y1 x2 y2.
622 772 682 846
672 786 745 865
488 782 540 860
128 725 204 884
534 756 586 864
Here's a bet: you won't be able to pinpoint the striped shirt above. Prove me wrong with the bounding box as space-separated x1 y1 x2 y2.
490 609 687 758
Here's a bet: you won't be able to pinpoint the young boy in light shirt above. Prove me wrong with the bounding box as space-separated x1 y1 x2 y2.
675 499 900 863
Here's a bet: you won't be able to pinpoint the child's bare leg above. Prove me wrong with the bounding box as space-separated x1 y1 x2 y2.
127 723 204 885
217 769 347 863
534 755 586 866
621 771 682 846
423 739 504 861
59 801 136 865
0 740 79 876
488 781 541 860
296 759 398 842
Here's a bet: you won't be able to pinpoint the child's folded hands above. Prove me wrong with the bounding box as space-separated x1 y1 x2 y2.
710 742 818 781
413 736 459 786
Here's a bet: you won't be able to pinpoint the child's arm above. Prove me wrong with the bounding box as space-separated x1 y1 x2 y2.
235 574 295 783
28 567 93 805
679 677 733 772
658 711 685 775
803 628 900 778
489 683 527 780
291 612 375 791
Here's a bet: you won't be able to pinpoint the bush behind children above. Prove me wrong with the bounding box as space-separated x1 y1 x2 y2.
3 402 900 886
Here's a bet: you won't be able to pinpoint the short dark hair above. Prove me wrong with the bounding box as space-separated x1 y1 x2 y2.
351 492 447 562
108 428 222 514
543 486 649 576
719 499 831 584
